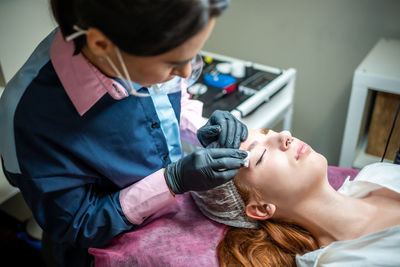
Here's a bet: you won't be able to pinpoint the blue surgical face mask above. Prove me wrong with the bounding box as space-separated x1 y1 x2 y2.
66 25 203 97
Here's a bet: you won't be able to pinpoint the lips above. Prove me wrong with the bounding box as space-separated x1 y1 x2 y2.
296 141 310 160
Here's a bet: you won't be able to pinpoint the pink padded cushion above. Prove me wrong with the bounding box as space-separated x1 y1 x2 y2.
327 166 359 190
89 166 359 267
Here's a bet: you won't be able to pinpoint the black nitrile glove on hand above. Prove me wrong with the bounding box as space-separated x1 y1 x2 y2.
164 148 248 194
197 110 248 149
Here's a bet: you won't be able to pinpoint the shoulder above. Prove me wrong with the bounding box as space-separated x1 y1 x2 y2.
369 187 400 201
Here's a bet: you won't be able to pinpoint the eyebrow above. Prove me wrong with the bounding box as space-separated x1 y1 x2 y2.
248 129 270 165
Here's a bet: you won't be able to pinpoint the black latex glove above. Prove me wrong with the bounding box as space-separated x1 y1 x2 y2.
197 110 248 149
164 148 248 194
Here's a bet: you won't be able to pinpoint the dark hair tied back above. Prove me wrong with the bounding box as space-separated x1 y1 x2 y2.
50 0 229 56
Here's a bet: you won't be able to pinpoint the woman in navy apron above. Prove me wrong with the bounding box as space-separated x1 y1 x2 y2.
0 0 248 266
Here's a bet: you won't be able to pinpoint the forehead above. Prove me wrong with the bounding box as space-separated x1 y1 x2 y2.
239 129 273 150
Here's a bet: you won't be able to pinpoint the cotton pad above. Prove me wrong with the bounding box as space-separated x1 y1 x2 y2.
243 151 251 168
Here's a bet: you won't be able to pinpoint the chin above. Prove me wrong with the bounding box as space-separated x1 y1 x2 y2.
308 151 328 178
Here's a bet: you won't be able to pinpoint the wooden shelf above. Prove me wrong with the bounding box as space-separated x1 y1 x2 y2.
353 134 392 169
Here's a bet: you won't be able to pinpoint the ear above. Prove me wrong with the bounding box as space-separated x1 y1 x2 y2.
85 27 114 58
245 200 276 221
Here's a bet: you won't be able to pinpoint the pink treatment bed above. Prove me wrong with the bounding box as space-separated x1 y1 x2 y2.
89 166 360 267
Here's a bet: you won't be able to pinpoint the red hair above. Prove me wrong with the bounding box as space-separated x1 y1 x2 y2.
217 177 319 266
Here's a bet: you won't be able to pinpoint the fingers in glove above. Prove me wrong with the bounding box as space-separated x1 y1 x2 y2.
197 124 221 147
212 169 240 184
207 148 248 159
232 121 245 149
205 125 222 137
223 114 236 148
211 157 245 170
241 125 248 141
218 119 228 147
209 110 223 124
210 111 228 146
206 141 220 148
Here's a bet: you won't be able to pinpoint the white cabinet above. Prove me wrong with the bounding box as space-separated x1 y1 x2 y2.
0 0 56 84
339 38 400 168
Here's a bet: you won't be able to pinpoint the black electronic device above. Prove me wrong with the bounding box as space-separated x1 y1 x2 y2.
238 71 277 96
190 56 280 117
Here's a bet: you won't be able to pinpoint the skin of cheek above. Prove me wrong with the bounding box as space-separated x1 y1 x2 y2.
274 151 327 204
255 157 294 201
235 168 264 202
245 150 328 206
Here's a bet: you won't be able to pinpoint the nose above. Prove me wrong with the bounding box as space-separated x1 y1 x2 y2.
279 130 293 151
171 62 192 79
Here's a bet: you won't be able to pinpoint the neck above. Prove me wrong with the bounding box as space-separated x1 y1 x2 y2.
280 179 375 247
81 46 116 78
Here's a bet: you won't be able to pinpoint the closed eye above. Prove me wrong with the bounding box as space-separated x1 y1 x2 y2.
256 148 266 166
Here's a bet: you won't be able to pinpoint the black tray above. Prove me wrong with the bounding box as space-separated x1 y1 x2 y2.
191 58 279 117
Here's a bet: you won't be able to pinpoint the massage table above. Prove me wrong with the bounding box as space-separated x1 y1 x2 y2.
89 166 360 266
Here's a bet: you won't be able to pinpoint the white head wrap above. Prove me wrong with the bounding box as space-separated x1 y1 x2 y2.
191 180 259 229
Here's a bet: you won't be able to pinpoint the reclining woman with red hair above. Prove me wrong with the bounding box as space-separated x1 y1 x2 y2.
192 129 400 266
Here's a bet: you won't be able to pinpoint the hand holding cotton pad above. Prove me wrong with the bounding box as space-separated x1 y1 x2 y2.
242 151 251 167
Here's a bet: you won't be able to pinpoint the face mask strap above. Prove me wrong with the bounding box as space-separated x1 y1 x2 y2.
66 25 148 97
104 54 131 92
114 48 148 96
64 25 197 97
105 51 150 97
65 25 88 42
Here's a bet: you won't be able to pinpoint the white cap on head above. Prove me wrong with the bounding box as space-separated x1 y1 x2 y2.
191 179 259 229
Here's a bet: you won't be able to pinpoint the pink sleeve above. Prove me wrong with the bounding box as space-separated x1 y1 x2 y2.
119 169 177 225
180 87 207 146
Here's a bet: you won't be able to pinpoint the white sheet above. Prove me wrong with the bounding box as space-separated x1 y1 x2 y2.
296 163 400 267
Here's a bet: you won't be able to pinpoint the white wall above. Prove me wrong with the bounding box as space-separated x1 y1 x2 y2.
0 0 56 84
204 0 400 165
